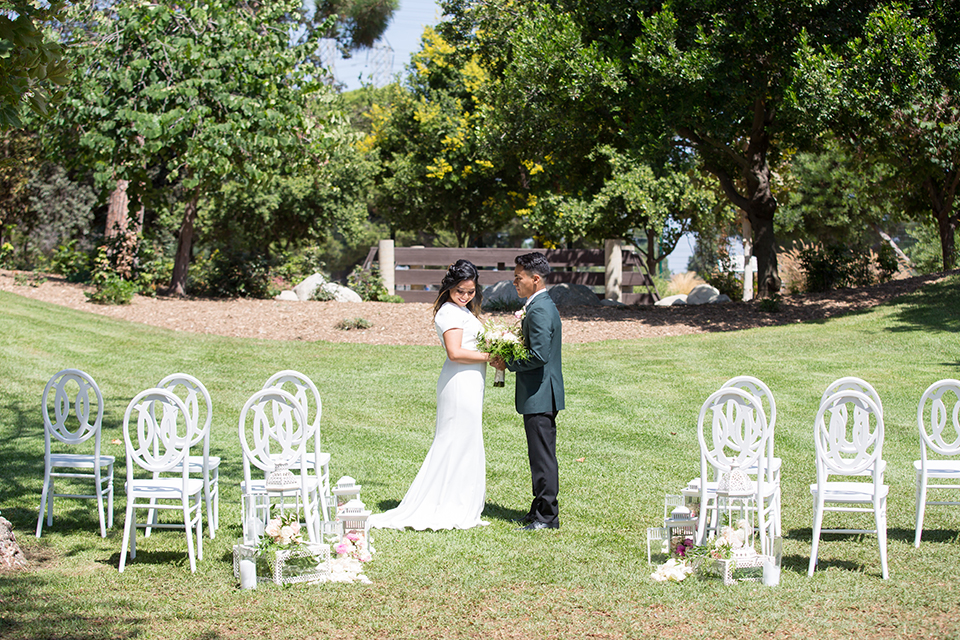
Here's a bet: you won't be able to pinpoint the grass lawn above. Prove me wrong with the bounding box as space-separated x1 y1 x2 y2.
1 276 959 639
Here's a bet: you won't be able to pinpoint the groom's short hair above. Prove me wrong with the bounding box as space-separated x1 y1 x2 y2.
516 252 551 278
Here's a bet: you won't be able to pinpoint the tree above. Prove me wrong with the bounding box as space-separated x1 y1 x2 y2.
794 3 960 270
364 27 516 247
0 1 70 128
52 0 332 295
447 0 890 296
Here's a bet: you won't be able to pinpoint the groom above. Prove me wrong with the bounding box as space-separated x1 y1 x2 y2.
504 252 564 531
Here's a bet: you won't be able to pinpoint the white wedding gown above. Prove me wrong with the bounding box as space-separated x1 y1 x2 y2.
368 302 488 530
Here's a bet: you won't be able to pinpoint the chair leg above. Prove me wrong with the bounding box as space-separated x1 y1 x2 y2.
119 501 136 572
36 473 51 538
914 472 927 548
95 469 107 538
809 493 825 577
183 501 197 573
145 498 158 537
877 496 889 580
106 464 114 529
46 477 55 526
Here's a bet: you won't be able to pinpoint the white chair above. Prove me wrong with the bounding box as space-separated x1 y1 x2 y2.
822 377 883 416
914 379 960 547
36 369 115 538
119 388 204 573
262 370 332 521
809 389 888 579
720 376 782 540
148 374 220 538
692 387 774 553
239 388 322 545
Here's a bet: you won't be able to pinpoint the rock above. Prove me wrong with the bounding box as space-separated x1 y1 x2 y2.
687 284 721 305
655 294 688 306
274 290 299 302
320 282 363 303
293 273 327 301
715 294 731 304
0 516 26 570
481 279 523 311
599 298 627 307
547 283 601 307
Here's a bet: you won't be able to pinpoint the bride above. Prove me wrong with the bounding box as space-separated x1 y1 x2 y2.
369 260 499 530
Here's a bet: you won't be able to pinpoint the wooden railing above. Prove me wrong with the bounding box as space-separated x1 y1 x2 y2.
362 241 660 305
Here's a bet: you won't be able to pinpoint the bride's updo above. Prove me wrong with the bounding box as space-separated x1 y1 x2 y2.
433 259 483 317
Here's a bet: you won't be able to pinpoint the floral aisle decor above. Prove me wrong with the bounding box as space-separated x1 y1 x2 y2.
251 511 330 585
651 521 756 584
478 318 529 387
325 530 375 584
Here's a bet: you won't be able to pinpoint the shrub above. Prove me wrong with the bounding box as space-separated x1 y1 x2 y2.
335 317 372 330
667 271 706 296
84 247 136 305
49 240 94 283
85 273 137 305
757 294 782 313
312 285 336 302
797 242 892 293
13 271 46 287
190 250 272 298
347 265 389 301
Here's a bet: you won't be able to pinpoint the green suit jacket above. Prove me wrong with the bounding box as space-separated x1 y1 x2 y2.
506 290 565 415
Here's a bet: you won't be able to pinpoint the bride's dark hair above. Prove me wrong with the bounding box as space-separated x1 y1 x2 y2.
433 259 483 317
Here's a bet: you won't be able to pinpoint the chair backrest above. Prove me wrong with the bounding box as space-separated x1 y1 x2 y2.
721 376 776 434
822 377 883 417
158 373 212 451
698 387 769 477
263 370 322 458
42 369 104 447
123 388 194 476
814 389 884 477
917 379 960 458
239 388 311 484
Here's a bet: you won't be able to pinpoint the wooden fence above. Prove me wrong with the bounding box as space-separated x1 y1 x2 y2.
361 240 660 305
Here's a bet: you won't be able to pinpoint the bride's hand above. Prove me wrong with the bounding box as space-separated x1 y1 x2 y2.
490 356 506 370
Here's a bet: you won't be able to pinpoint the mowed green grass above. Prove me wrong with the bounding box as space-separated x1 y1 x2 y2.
1 276 959 639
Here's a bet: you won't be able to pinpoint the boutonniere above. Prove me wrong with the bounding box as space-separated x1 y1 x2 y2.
514 308 526 322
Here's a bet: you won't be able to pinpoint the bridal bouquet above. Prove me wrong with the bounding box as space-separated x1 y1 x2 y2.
478 319 529 387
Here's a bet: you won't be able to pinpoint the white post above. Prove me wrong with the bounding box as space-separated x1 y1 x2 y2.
741 212 754 301
378 239 395 296
604 239 622 302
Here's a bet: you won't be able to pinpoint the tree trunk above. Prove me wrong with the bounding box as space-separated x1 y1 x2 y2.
926 174 959 271
105 180 129 238
170 188 201 296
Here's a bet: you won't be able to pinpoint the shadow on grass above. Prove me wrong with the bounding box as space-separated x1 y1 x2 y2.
886 274 960 336
0 572 145 640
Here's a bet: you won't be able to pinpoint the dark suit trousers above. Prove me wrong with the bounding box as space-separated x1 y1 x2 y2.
523 411 559 525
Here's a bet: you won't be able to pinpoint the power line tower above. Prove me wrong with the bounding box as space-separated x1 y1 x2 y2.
370 43 394 88
318 38 338 85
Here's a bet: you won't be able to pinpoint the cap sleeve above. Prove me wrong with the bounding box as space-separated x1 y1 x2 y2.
434 302 466 339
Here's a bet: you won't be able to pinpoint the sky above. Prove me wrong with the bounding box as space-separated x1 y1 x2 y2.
328 0 443 91
324 0 698 273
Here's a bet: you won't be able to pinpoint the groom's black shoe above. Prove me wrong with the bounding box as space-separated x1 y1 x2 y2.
517 520 559 531
512 514 535 525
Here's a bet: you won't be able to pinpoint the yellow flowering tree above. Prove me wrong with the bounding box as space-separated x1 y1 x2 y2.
364 27 520 247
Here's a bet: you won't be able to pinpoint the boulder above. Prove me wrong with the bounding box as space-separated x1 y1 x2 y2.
274 290 299 302
547 283 601 307
481 279 523 311
655 294 688 306
0 516 26 570
320 282 363 303
715 294 732 304
599 298 627 307
293 273 327 301
687 284 721 305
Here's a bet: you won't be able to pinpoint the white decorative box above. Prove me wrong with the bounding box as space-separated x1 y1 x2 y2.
698 550 768 586
233 542 331 585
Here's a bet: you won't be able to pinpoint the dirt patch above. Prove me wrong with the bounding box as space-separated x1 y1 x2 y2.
1 269 952 345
